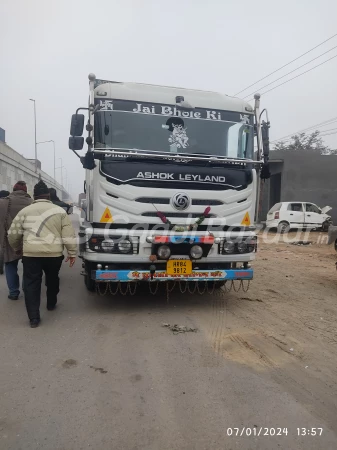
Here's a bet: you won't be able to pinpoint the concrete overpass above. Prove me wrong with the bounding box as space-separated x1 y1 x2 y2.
0 141 70 200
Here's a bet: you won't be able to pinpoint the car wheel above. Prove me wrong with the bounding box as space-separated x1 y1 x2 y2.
322 220 332 233
277 221 290 234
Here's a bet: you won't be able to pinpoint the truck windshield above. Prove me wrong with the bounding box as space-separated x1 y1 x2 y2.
94 110 254 159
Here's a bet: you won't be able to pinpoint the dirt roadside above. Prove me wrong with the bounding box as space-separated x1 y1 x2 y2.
196 231 337 431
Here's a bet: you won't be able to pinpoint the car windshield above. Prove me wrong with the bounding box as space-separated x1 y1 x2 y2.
94 103 254 159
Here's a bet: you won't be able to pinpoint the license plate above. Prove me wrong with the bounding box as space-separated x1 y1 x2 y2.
166 259 192 275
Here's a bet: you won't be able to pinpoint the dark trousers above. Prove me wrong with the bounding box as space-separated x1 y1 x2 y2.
5 259 20 297
22 256 63 321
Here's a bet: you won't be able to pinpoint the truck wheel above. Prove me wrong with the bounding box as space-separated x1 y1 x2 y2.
335 239 337 252
277 221 290 234
84 274 96 292
213 280 225 289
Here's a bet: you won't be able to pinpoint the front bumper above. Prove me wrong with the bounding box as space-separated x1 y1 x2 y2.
93 268 253 282
80 229 257 263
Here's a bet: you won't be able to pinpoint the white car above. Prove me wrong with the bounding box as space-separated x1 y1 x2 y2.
266 202 332 233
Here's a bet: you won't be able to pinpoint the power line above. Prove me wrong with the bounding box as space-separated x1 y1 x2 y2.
272 120 337 143
319 127 337 133
247 54 337 101
270 134 337 149
243 45 337 100
320 131 337 137
271 117 337 143
234 32 337 95
270 130 337 146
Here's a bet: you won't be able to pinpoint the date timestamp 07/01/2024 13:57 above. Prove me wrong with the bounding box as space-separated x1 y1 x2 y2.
226 427 323 437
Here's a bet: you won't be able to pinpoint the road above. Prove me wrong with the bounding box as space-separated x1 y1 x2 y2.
1 220 337 450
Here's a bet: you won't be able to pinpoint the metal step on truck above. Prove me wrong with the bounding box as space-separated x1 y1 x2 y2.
68 74 270 296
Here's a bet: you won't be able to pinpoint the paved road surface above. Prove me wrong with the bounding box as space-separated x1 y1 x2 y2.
0 217 336 449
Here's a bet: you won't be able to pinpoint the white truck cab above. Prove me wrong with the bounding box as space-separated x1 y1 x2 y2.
69 74 271 294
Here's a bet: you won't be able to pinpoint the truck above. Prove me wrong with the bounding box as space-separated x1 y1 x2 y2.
69 74 270 295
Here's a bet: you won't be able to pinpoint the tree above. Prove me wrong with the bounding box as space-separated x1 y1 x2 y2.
274 131 336 155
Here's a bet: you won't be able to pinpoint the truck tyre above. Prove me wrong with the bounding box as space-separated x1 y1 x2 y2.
84 274 96 292
84 262 96 291
277 221 290 234
335 239 337 252
213 280 225 289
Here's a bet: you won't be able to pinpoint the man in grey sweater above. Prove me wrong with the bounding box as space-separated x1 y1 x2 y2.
0 181 32 299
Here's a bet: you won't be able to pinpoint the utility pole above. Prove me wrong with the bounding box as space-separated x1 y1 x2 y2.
52 140 56 182
60 161 63 187
29 99 37 172
36 140 56 182
56 158 64 187
64 167 68 191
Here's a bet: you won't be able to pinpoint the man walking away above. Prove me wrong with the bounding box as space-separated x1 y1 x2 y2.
49 188 72 214
0 190 10 274
0 190 10 198
0 182 32 298
8 180 77 328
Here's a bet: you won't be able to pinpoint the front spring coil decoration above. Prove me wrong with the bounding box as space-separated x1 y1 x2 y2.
95 279 250 298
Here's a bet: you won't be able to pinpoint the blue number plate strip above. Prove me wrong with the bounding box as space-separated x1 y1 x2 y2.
93 269 253 282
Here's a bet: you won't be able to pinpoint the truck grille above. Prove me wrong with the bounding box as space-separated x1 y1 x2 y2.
142 212 217 218
136 197 169 204
136 197 223 206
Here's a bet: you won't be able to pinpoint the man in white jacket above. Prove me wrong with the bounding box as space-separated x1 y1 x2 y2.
8 180 77 328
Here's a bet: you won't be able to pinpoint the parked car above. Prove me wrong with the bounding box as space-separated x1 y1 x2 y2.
266 202 332 233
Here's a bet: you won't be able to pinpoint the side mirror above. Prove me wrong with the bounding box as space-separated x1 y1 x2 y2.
70 114 85 136
69 136 84 150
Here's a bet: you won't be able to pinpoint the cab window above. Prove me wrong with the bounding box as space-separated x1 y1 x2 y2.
288 203 303 212
305 203 320 213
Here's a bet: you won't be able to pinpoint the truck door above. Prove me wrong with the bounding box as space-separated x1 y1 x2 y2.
286 203 305 227
304 203 323 228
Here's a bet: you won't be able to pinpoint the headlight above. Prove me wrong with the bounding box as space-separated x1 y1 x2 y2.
101 239 115 252
246 237 257 253
237 241 248 253
157 245 171 260
118 239 132 254
223 241 235 254
190 245 203 259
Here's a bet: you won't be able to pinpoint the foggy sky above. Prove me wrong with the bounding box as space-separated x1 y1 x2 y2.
1 0 337 199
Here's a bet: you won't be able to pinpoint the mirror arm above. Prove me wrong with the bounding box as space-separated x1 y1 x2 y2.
76 107 89 115
71 149 81 159
259 107 271 180
75 105 100 115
